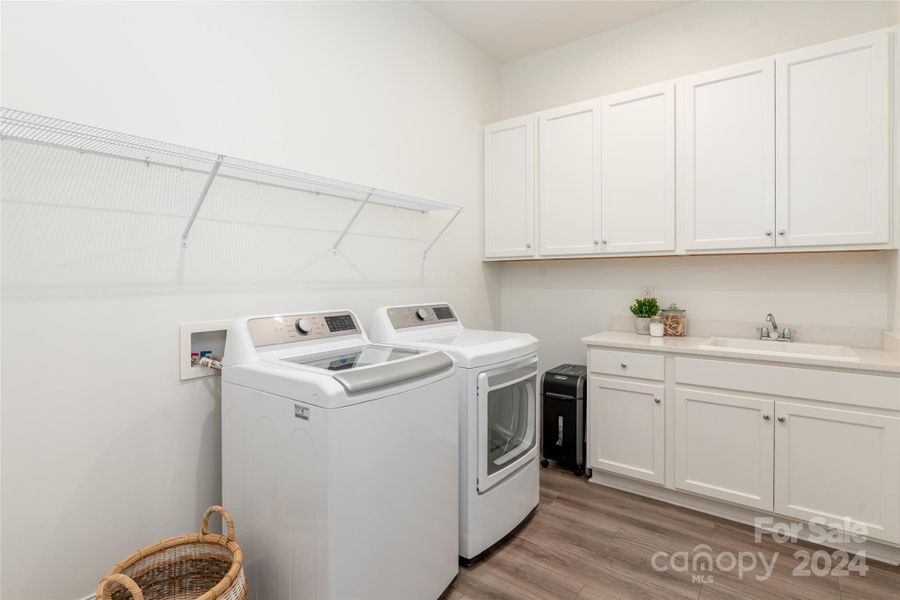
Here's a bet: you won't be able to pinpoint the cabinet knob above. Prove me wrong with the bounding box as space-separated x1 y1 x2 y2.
778 229 786 236
601 240 608 245
620 363 627 369
777 417 786 423
763 414 771 420
654 398 661 404
526 242 532 249
765 230 772 237
593 240 599 245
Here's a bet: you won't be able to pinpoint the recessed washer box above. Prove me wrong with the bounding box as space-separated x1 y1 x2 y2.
179 320 231 381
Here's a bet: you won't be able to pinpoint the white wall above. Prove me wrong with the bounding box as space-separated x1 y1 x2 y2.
892 252 900 334
500 0 895 116
495 0 899 366
0 2 498 598
501 253 892 369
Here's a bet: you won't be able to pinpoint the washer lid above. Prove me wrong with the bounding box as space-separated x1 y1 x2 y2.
277 345 453 394
392 329 539 368
283 344 420 371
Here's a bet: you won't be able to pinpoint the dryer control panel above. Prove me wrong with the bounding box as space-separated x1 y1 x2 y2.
248 311 360 346
387 304 458 329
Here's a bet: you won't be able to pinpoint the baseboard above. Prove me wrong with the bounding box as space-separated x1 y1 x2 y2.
589 471 900 566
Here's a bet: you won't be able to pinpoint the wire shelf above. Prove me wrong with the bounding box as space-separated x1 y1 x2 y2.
0 107 463 251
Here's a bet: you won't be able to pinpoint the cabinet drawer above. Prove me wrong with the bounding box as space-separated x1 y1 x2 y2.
590 348 664 381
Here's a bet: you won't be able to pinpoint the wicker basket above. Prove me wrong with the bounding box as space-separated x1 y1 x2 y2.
96 506 248 600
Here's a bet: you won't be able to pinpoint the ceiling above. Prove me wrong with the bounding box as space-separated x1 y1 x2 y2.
420 1 692 63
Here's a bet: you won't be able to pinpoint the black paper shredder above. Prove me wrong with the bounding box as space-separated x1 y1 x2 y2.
540 364 587 476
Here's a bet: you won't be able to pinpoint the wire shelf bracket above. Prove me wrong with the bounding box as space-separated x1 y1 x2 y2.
332 188 374 254
180 155 224 248
423 208 462 258
0 107 465 254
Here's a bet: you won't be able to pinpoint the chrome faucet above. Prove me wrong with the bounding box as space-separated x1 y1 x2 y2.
759 313 792 342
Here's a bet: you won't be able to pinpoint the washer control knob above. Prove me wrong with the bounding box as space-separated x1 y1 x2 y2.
415 308 429 321
295 318 312 335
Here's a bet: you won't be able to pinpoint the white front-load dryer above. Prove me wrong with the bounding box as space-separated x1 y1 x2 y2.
222 310 459 599
370 303 540 563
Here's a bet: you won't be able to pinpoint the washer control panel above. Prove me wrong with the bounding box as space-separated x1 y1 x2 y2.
387 304 457 329
248 311 360 346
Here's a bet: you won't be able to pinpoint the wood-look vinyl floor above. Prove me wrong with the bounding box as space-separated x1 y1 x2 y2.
442 467 900 600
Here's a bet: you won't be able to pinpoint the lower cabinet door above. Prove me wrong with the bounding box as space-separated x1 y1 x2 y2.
774 402 900 543
589 377 665 484
674 388 774 510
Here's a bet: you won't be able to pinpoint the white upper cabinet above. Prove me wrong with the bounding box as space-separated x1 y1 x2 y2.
538 101 601 256
484 116 535 258
483 28 894 260
600 83 675 254
775 30 890 247
678 60 776 251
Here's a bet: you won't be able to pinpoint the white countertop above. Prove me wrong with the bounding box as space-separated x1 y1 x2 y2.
581 331 900 374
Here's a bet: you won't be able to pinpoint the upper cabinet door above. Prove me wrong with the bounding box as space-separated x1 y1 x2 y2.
678 60 776 251
600 83 675 254
538 101 601 256
775 30 890 247
484 117 535 258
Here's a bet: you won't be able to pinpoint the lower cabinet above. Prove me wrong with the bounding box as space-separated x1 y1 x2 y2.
588 377 665 484
774 402 900 544
674 388 774 511
587 346 900 546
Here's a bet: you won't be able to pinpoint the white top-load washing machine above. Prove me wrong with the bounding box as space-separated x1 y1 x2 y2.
222 310 459 599
370 303 539 563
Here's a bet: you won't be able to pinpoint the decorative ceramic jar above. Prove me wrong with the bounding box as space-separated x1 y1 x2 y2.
634 316 651 335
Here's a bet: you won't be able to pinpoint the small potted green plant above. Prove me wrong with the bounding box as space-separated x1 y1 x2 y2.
630 297 660 335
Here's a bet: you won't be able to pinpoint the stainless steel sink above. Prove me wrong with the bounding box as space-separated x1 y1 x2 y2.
699 337 860 362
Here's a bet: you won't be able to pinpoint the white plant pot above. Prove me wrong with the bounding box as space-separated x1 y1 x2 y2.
634 316 651 335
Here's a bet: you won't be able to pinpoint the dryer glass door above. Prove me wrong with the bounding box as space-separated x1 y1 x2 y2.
477 357 538 492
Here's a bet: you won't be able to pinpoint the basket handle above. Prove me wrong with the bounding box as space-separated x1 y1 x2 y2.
200 505 236 541
97 574 144 600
